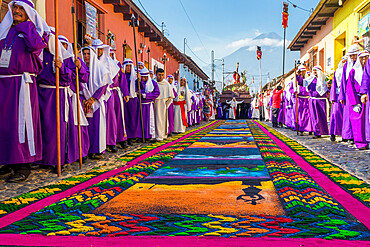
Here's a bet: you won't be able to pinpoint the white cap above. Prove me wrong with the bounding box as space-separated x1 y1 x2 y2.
347 44 360 55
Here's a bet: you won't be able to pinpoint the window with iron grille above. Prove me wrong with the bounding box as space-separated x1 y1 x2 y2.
76 0 105 46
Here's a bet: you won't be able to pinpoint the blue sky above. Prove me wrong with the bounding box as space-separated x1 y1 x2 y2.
133 0 321 77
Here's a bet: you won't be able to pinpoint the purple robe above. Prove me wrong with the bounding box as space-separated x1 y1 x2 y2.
307 78 329 136
124 74 141 139
137 79 160 139
168 88 177 133
37 50 73 166
0 22 47 165
87 84 108 154
217 102 223 119
360 59 370 142
345 69 367 148
65 57 90 163
284 84 295 128
105 74 119 146
329 70 343 136
115 65 129 143
338 63 354 140
294 75 313 132
277 94 285 124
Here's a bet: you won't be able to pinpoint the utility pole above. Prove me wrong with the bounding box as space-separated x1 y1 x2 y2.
161 22 165 34
211 50 215 82
184 38 186 55
222 59 225 90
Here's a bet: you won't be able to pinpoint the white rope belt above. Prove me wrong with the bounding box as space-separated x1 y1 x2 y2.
310 97 330 119
38 84 70 123
111 86 125 131
0 73 36 156
310 97 327 100
141 101 155 136
297 96 310 99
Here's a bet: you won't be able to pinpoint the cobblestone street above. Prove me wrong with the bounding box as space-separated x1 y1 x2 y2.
264 121 370 184
0 123 209 201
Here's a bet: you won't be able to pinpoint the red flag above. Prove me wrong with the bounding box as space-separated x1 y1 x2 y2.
252 77 254 84
282 12 289 28
257 46 262 60
282 2 289 29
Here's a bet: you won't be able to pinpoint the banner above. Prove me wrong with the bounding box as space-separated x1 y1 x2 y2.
359 13 370 37
257 46 262 60
85 2 98 39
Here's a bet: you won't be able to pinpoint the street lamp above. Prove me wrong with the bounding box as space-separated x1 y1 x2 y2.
146 47 151 69
161 53 169 74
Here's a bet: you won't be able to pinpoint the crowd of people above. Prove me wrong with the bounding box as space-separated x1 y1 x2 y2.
251 43 370 151
0 0 212 183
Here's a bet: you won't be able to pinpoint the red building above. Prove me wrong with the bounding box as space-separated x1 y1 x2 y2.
0 0 208 81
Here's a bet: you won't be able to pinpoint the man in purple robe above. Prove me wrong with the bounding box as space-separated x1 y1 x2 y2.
137 68 160 139
110 49 129 149
329 56 346 142
81 47 112 160
295 65 313 135
0 0 49 182
360 53 370 143
59 36 90 164
92 39 120 153
304 65 329 138
37 30 74 171
284 81 295 129
123 59 141 144
339 45 358 144
167 75 177 135
342 51 369 150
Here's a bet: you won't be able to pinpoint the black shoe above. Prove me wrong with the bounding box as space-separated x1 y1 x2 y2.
127 139 133 145
330 135 336 142
349 140 355 145
0 165 13 179
119 141 128 149
6 171 30 183
299 132 304 136
308 132 313 135
312 135 321 139
107 145 118 153
91 153 103 160
358 146 369 150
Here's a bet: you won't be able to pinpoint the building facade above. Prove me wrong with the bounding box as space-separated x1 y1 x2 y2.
0 0 208 81
333 0 370 67
289 0 370 72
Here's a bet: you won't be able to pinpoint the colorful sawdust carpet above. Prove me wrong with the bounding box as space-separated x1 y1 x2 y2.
0 120 369 247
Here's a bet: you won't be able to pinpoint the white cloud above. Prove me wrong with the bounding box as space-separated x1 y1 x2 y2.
254 29 262 37
227 37 285 50
192 47 204 52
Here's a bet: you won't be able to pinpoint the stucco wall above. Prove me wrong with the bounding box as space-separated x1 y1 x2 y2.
44 0 179 76
300 18 334 74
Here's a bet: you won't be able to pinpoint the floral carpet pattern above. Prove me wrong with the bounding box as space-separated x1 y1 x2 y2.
0 120 369 247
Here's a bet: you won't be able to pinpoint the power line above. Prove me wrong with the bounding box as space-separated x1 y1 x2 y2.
137 0 162 27
185 43 208 65
286 0 313 13
178 0 210 59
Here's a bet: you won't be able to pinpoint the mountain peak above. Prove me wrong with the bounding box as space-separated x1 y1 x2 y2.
253 32 282 40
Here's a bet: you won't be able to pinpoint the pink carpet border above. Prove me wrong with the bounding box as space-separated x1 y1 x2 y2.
0 234 369 247
0 121 219 230
254 121 370 230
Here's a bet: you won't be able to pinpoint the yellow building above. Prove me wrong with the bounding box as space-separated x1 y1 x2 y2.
333 0 370 67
